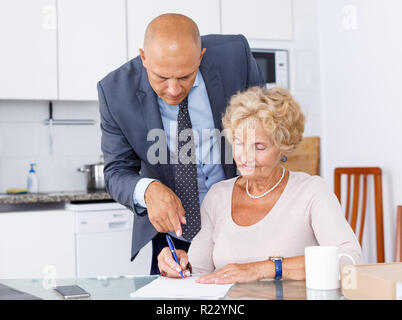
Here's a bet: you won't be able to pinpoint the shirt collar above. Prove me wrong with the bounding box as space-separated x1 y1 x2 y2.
192 69 200 88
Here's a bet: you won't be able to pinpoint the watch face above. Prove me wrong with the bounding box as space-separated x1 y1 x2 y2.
270 256 283 261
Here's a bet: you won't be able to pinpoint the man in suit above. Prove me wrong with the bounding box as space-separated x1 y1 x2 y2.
97 13 264 275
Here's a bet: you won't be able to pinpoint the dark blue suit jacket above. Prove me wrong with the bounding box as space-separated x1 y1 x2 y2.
97 34 265 260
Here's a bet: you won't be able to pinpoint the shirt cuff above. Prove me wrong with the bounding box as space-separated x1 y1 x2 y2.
133 178 158 208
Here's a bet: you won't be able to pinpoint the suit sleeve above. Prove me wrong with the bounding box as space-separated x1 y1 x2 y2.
97 81 146 215
240 34 265 87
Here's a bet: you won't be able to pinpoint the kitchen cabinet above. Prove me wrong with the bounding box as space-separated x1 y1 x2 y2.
57 0 127 100
0 0 58 100
0 0 294 101
0 210 76 279
126 0 221 60
68 201 152 277
221 0 293 40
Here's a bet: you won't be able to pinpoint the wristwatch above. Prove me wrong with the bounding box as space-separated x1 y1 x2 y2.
269 256 284 280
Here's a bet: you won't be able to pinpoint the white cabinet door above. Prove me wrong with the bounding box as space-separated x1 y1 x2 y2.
0 0 58 100
221 0 293 40
0 210 76 279
127 0 221 60
57 0 127 100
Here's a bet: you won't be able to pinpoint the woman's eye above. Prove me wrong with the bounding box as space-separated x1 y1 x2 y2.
256 144 266 150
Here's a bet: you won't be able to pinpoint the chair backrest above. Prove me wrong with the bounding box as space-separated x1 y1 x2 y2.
283 137 320 176
334 167 385 262
396 206 402 262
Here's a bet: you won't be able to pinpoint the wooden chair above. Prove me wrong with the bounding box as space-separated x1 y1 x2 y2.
283 137 320 176
334 167 385 262
396 206 402 262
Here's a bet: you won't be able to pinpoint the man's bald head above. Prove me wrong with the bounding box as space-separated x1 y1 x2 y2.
139 14 206 106
143 13 201 53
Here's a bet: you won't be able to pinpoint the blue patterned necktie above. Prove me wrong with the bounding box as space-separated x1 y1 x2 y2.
174 96 201 241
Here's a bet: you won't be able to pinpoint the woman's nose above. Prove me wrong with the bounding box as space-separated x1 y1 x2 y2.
240 146 255 164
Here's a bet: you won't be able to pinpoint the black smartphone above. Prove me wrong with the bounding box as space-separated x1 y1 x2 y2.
53 285 91 299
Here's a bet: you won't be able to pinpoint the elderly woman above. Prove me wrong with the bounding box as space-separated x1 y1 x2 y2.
158 86 362 283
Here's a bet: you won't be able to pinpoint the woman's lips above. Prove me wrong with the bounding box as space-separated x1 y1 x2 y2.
241 164 254 169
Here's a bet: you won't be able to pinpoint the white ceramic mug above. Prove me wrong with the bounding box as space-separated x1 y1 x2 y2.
304 246 356 290
306 288 342 300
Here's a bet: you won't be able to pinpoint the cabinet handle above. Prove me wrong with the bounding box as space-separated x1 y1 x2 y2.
108 222 128 230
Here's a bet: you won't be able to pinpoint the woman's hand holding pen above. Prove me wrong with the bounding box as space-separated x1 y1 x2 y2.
157 247 191 278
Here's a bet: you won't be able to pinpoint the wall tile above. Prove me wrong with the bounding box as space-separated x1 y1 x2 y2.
0 100 103 193
0 100 48 122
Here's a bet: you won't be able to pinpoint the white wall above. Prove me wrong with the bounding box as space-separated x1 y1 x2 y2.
318 0 402 263
249 0 322 139
0 101 102 192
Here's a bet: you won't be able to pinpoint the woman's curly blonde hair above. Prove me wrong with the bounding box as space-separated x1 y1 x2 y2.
222 86 305 156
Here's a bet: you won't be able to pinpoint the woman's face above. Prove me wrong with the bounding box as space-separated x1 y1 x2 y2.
232 119 282 179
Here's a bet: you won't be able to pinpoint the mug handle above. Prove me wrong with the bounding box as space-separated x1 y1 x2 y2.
338 253 356 265
338 253 356 280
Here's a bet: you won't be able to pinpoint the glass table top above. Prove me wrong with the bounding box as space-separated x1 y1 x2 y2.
0 275 345 300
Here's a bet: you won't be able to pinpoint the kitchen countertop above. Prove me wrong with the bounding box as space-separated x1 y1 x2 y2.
0 190 112 205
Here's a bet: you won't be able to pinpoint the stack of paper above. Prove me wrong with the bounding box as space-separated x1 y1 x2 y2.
130 276 233 299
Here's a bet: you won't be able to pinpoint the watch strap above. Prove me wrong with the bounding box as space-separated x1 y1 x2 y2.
274 279 284 299
274 259 282 280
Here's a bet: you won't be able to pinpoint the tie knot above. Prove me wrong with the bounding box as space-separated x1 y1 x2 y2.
179 96 188 110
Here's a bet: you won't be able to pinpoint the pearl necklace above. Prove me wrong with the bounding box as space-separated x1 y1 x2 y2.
246 167 286 199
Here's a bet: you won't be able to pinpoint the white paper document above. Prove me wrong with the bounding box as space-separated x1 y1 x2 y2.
130 275 233 299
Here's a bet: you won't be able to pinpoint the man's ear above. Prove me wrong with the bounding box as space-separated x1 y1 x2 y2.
199 48 206 62
139 48 147 67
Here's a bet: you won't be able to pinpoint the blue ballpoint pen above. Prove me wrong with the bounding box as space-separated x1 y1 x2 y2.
166 234 184 278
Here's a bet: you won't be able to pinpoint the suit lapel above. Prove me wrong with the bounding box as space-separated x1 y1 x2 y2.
200 58 237 179
199 58 227 131
136 67 174 188
136 67 164 132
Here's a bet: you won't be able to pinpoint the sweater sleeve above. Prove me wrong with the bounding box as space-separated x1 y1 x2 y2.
187 187 217 274
309 177 363 266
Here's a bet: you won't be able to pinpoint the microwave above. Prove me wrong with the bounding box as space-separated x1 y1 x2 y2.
252 49 289 89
